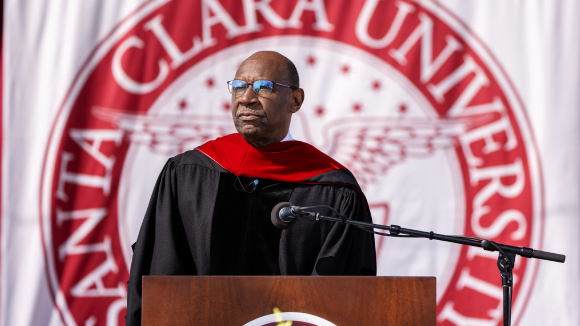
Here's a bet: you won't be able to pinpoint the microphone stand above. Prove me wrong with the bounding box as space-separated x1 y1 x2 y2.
296 210 565 326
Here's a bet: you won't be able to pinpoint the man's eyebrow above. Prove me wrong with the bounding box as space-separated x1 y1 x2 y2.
234 77 271 81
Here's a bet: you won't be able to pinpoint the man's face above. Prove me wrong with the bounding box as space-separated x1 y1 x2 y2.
231 54 302 147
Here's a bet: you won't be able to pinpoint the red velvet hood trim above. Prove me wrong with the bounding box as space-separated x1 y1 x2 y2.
196 133 346 183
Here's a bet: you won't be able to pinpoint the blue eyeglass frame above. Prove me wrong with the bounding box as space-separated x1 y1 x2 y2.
226 80 298 97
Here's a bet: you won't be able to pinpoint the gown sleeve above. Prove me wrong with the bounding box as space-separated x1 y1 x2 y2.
125 158 197 326
281 185 377 276
312 188 377 276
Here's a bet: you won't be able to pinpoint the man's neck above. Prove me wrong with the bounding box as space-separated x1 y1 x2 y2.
280 131 294 142
242 131 294 147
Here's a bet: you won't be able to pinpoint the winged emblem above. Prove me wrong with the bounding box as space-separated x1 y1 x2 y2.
92 106 236 156
93 106 490 189
293 113 490 188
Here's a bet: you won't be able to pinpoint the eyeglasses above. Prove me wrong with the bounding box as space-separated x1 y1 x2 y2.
227 80 298 97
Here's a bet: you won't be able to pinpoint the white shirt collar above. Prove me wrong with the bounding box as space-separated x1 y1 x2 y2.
280 131 294 142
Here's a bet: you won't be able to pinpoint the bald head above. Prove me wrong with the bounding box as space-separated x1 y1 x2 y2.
230 51 304 147
240 51 299 88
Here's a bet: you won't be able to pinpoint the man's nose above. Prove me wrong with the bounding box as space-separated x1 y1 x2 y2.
238 85 259 104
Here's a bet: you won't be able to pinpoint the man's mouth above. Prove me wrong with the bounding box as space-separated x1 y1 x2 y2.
237 111 262 121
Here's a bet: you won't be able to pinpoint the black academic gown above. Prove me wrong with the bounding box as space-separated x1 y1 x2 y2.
126 136 377 326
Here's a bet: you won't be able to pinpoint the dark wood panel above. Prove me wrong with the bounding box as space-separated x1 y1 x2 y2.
142 276 436 326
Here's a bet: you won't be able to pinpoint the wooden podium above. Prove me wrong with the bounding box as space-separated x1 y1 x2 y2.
142 276 435 325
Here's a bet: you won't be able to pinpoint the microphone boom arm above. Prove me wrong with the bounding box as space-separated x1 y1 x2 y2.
303 211 565 263
295 209 565 326
272 201 565 326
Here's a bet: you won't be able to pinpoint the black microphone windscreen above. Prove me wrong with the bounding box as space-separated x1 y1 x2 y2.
271 202 296 230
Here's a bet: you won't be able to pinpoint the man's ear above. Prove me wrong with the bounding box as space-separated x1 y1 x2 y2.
289 88 305 114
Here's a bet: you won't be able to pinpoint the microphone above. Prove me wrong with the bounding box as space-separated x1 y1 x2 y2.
271 202 298 229
271 202 318 229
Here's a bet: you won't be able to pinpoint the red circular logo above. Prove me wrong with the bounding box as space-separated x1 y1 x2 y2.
40 1 543 325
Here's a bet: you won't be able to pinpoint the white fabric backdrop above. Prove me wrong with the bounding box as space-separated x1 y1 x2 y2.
2 0 579 325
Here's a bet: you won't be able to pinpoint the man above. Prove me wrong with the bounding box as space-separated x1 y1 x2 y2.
126 51 376 325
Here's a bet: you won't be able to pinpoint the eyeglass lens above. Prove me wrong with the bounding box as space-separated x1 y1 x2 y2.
228 80 274 97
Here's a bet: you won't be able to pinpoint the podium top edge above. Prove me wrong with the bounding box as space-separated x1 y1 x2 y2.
142 275 436 280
